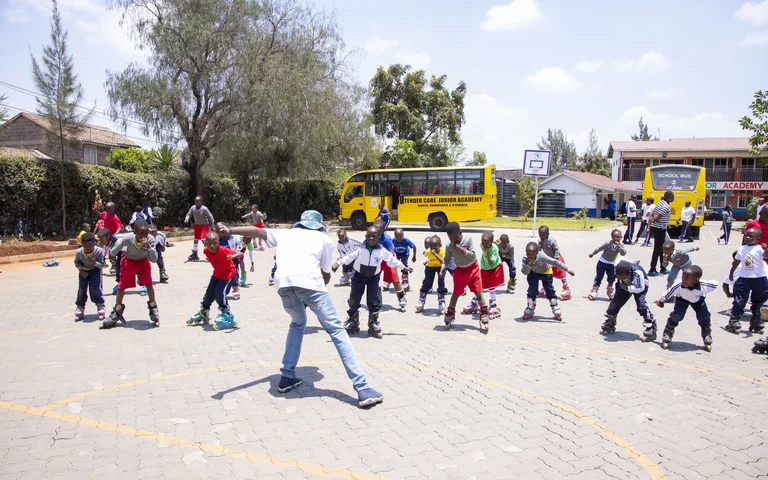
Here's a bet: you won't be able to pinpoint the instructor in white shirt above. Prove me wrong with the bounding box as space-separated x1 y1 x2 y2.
623 196 637 244
678 200 697 243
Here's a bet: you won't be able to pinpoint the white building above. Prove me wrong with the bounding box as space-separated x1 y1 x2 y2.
540 169 640 218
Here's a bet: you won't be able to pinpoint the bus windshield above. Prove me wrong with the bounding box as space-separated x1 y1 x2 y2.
650 167 701 191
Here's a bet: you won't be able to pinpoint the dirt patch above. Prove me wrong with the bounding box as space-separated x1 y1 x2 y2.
0 240 78 257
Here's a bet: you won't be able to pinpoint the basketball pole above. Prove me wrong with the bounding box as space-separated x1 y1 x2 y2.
532 176 539 237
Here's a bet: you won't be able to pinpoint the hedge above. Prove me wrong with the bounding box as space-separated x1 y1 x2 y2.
0 156 341 237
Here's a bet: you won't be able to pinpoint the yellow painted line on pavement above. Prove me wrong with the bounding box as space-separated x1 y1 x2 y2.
38 360 666 480
0 400 384 480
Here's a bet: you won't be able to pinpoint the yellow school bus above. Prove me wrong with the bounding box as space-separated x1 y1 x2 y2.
642 165 706 236
339 165 497 231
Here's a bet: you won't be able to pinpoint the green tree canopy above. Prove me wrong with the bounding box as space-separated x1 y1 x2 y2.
384 139 420 169
740 90 768 158
466 150 487 166
106 148 152 173
537 128 577 172
371 64 466 168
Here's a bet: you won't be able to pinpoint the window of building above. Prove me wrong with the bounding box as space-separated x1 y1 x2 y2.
84 146 97 165
737 196 752 209
691 158 704 167
713 158 730 169
659 159 684 165
708 194 726 209
742 158 756 169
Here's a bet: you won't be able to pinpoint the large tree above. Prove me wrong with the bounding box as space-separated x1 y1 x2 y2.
586 127 601 156
0 94 8 124
537 128 577 172
631 117 659 141
371 64 466 168
466 150 487 166
740 90 768 158
31 0 91 235
571 152 611 177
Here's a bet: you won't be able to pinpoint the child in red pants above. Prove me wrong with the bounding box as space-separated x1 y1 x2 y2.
441 222 488 332
184 196 215 261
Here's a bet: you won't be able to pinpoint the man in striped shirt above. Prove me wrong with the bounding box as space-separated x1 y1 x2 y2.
649 190 674 276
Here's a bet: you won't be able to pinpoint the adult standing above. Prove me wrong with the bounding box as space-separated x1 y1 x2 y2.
608 198 617 220
718 205 733 244
678 200 697 243
623 196 637 244
230 210 384 408
758 198 766 219
634 198 652 244
649 190 674 276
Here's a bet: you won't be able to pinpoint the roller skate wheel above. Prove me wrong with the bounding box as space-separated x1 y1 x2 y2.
213 323 221 331
753 345 760 354
186 319 195 325
554 315 562 321
599 328 605 334
662 342 670 350
231 321 238 328
705 344 712 352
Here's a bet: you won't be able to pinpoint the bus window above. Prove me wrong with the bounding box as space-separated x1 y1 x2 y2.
344 185 363 203
428 170 455 195
457 169 484 194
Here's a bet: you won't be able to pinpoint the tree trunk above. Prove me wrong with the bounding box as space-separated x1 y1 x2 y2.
182 152 204 198
58 130 67 237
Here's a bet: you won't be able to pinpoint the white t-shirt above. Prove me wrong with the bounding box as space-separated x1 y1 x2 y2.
265 228 334 292
735 244 767 279
627 200 637 218
641 203 651 221
680 206 696 222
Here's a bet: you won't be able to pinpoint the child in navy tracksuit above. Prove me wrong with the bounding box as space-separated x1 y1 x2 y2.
393 228 417 289
600 261 657 341
333 226 411 338
656 265 716 350
588 229 626 301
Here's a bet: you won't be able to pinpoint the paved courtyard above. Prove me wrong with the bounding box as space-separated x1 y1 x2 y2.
1 223 767 480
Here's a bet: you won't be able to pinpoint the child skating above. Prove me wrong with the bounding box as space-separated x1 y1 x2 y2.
655 265 717 351
97 228 124 295
332 226 411 338
184 196 215 262
102 221 160 329
416 236 448 314
393 228 417 291
215 223 243 300
73 233 107 321
600 260 657 342
521 242 574 321
241 204 267 250
464 231 504 319
588 229 626 300
373 220 408 311
188 231 242 330
440 222 490 332
662 241 700 289
495 234 516 292
336 229 361 286
538 226 572 300
149 225 169 283
726 227 768 334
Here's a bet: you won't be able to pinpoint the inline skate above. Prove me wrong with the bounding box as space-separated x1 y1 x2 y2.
97 304 106 321
479 308 490 332
702 326 713 352
661 325 675 349
523 298 536 319
188 305 210 326
752 337 768 354
587 286 599 301
641 320 657 342
606 285 615 300
74 306 85 322
438 294 446 315
160 270 169 283
488 302 502 320
402 272 410 292
148 300 160 326
507 277 516 293
339 272 351 287
187 250 199 262
725 316 741 334
382 282 391 292
345 311 360 335
600 314 617 334
462 297 478 315
560 285 572 301
368 312 382 339
397 290 407 312
415 293 426 313
101 303 125 329
444 306 456 330
213 307 237 330
749 318 765 335
239 272 247 287
232 287 241 301
550 298 562 321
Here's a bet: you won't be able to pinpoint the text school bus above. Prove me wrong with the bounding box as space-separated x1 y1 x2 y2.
642 164 707 236
339 165 497 231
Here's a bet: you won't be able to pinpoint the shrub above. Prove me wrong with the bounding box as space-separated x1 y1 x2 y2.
105 148 153 173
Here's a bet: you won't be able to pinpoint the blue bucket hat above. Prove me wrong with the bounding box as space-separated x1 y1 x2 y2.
294 210 326 232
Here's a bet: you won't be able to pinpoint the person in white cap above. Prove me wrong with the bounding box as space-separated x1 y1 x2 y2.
230 210 384 408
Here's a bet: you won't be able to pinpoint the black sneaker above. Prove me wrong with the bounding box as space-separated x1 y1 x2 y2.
277 376 303 393
358 388 384 407
660 268 670 274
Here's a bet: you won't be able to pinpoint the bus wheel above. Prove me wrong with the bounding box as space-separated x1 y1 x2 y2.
351 212 367 231
429 213 448 232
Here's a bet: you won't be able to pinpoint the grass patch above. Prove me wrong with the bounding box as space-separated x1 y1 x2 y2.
475 216 621 230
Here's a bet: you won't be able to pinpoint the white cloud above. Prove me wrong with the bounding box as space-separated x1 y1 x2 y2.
526 67 581 94
2 6 30 23
735 0 768 26
647 88 681 99
364 37 400 56
462 94 529 169
615 50 671 74
480 0 544 32
364 36 431 69
741 30 768 46
573 59 603 73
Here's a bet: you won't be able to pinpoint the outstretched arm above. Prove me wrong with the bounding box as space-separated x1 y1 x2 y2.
230 226 268 242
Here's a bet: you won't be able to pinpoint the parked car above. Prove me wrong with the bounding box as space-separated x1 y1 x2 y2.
705 209 746 222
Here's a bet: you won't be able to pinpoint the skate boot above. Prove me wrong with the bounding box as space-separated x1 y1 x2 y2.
600 314 617 334
213 307 237 330
560 285 572 301
96 304 106 321
462 297 479 315
550 298 562 321
382 282 391 291
187 305 210 326
587 286 599 301
415 293 426 313
268 276 275 286
507 278 516 293
479 306 490 332
438 294 446 315
538 288 546 298
112 285 119 295
402 272 410 292
702 326 713 352
641 320 657 342
661 326 675 349
488 302 502 320
368 312 383 339
749 318 765 335
523 298 536 319
160 270 169 283
345 312 360 335
148 300 160 326
339 272 351 287
232 288 241 301
752 337 768 354
74 306 85 322
725 316 742 334
239 273 247 287
187 250 199 262
140 287 148 296
397 290 407 312
101 303 125 329
444 306 456 330
606 285 615 300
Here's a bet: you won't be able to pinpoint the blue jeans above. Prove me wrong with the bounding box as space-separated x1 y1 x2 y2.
277 286 370 392
76 269 104 307
202 275 234 310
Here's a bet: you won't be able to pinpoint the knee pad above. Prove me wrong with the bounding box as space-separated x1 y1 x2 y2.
549 298 558 307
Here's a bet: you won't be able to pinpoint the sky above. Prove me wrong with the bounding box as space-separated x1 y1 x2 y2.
0 0 766 170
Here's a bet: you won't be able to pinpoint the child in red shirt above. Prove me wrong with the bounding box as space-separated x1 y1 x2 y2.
188 231 243 330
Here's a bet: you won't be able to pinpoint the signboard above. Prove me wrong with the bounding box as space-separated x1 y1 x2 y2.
705 181 768 190
523 150 551 177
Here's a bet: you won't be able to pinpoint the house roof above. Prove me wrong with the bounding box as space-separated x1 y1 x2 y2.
496 169 523 181
6 112 141 148
0 146 53 160
608 137 751 158
541 169 641 194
